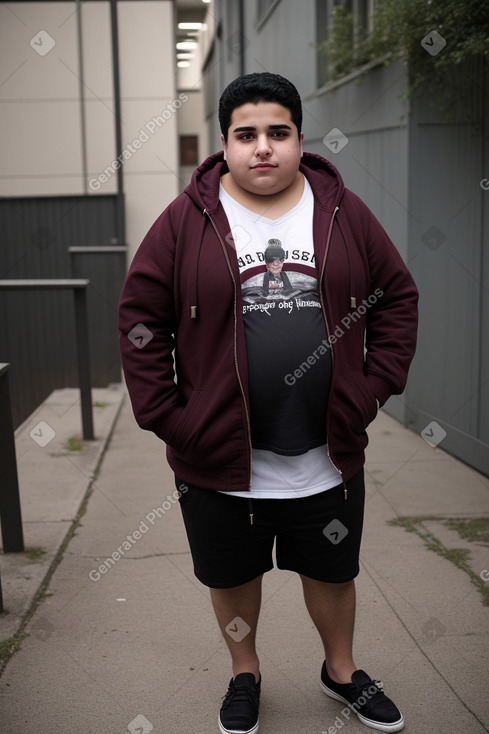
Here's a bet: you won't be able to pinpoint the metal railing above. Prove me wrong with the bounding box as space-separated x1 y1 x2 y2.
0 363 24 611
0 363 24 552
0 279 95 441
69 245 127 256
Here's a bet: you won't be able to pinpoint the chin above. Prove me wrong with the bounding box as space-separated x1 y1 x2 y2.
249 180 283 194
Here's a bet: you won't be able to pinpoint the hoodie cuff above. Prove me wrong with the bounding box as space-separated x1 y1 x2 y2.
365 374 394 408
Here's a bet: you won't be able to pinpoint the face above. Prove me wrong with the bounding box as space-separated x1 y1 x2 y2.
267 258 284 275
221 102 303 197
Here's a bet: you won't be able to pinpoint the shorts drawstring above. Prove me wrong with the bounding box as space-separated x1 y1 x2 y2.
248 497 254 525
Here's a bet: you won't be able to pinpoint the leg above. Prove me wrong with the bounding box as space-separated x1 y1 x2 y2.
210 575 263 683
300 574 357 684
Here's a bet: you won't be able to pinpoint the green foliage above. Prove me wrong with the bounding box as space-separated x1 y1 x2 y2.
25 547 47 561
319 0 489 108
444 517 489 544
389 515 489 607
367 0 489 98
66 436 83 451
0 633 29 666
318 6 371 81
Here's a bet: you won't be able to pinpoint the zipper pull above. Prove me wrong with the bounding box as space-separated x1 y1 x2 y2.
248 498 254 524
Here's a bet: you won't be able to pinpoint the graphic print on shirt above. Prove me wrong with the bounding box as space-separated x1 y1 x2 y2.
237 233 332 457
218 179 333 459
261 239 294 297
238 238 318 311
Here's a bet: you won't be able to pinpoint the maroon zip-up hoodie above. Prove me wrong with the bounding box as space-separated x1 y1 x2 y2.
118 151 418 493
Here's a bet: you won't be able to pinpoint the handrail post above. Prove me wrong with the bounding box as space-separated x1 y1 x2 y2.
0 363 25 553
73 288 94 440
0 279 95 441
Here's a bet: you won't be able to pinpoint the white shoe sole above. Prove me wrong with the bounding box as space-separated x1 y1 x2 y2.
218 714 259 734
321 680 405 732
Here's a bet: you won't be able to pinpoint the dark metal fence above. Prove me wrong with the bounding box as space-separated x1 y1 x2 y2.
0 280 94 440
0 194 126 429
0 364 24 553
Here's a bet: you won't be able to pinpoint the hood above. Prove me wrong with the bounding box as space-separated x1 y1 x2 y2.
183 150 345 213
182 150 348 324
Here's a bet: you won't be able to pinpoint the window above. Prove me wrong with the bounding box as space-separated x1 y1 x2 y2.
316 0 373 87
179 136 199 167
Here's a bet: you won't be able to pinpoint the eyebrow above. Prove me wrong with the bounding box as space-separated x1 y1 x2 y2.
232 124 292 133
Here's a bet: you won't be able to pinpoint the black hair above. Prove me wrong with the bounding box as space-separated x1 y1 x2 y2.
218 72 302 142
265 240 285 262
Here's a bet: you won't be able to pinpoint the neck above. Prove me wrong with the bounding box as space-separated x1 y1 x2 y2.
221 171 304 219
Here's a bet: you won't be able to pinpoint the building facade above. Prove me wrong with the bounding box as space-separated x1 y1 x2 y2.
196 0 489 476
0 0 180 424
1 0 487 477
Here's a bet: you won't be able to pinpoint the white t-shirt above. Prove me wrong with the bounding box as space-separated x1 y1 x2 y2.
219 178 341 498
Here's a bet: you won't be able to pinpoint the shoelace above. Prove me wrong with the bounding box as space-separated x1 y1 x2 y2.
351 679 385 707
222 683 260 710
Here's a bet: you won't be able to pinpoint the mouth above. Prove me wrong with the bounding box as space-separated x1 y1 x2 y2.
252 163 276 169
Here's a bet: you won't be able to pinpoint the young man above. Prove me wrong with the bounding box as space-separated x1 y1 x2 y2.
118 73 418 734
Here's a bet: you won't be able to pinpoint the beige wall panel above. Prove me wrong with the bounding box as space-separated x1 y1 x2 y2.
79 2 115 195
87 98 181 194
177 91 204 136
0 2 84 196
118 1 176 99
124 173 181 260
84 98 118 195
0 3 80 101
116 1 179 252
0 176 85 198
80 1 113 99
118 99 181 172
0 101 83 195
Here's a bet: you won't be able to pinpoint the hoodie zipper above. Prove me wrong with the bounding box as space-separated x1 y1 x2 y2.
203 208 253 495
319 206 348 500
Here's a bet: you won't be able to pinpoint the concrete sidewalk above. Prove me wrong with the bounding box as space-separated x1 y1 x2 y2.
0 389 488 733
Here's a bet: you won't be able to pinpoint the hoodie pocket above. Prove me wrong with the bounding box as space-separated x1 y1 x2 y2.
351 370 378 429
167 388 203 450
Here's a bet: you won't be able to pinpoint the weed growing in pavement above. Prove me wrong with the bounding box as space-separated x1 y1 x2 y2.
0 633 29 667
25 547 47 561
389 515 489 606
65 436 83 451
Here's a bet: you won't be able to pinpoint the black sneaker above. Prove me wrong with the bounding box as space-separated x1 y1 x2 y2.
218 672 261 734
320 662 404 732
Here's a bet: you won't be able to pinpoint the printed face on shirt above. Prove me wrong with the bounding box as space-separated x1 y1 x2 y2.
221 102 304 197
267 257 284 275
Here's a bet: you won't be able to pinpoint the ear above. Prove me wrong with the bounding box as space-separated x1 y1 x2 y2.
221 134 227 161
299 131 304 158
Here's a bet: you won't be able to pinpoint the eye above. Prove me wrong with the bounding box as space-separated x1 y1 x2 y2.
238 133 255 141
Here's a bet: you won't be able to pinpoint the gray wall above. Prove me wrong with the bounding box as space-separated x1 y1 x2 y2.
202 0 488 476
304 62 411 425
406 60 489 474
0 195 124 429
0 0 179 428
0 0 179 266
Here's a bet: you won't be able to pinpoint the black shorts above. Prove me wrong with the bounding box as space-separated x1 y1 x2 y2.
175 470 365 588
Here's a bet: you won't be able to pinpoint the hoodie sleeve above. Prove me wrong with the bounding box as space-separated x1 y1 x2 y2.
118 205 184 441
349 193 419 407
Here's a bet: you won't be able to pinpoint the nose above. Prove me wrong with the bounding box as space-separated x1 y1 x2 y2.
255 133 272 157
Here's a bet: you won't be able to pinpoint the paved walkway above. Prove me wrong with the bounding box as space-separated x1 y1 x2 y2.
1 390 488 733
